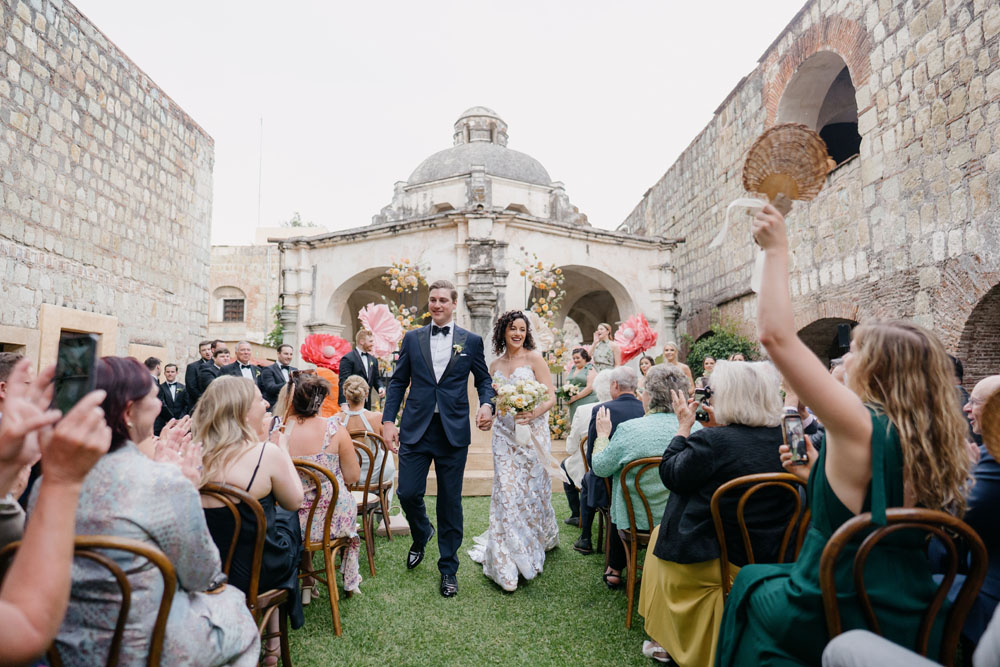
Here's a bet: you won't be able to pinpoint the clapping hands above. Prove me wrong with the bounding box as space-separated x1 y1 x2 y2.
153 415 203 486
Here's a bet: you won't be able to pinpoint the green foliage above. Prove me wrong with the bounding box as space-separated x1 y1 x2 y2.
682 314 758 378
263 304 284 349
283 211 308 227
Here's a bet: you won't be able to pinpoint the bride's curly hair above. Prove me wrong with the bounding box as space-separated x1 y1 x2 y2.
492 310 536 356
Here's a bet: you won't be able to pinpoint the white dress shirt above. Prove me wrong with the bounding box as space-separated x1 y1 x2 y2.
239 364 253 380
429 320 454 382
359 352 369 379
280 366 290 382
167 383 177 401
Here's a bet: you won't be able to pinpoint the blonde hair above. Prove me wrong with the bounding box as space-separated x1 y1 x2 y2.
848 321 971 514
342 375 370 406
355 329 372 344
192 376 260 487
709 360 783 428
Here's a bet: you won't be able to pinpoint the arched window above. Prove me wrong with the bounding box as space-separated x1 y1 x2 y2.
213 286 247 323
777 52 862 166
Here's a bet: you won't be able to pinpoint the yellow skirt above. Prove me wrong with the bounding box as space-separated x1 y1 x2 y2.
637 525 739 667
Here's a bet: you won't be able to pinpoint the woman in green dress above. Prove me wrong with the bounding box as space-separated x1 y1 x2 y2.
565 347 598 423
591 323 621 372
714 203 972 665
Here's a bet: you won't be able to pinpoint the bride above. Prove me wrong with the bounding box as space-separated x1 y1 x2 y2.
468 310 560 591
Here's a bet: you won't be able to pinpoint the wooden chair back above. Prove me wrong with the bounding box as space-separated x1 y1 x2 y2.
0 535 177 667
579 435 589 474
292 459 340 549
349 430 390 492
348 438 377 499
710 472 808 597
620 457 662 538
199 483 267 617
819 508 988 666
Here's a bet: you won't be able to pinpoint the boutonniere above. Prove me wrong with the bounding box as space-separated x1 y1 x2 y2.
453 344 464 355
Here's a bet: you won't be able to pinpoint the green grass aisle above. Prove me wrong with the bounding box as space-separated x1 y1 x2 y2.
290 493 651 666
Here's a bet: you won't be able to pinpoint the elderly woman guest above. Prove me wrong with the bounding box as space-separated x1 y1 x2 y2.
715 204 972 665
337 374 396 513
35 357 259 666
285 375 362 596
591 323 622 372
196 377 305 663
565 347 598 424
591 364 700 589
562 368 614 526
637 360 790 666
662 342 695 394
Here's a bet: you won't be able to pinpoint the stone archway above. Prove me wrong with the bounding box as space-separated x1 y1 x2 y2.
552 265 636 346
329 267 430 342
957 284 1000 388
797 317 857 367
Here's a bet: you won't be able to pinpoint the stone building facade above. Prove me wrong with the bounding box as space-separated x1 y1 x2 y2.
620 0 1000 385
0 0 213 372
277 108 681 362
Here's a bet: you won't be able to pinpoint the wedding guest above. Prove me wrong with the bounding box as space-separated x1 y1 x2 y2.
154 363 186 436
338 329 383 410
575 366 643 554
952 355 978 442
662 342 695 394
562 369 614 527
697 356 717 388
728 352 746 361
36 357 259 666
197 346 230 394
285 374 362 598
222 341 263 386
637 355 654 392
337 375 394 507
565 348 598 424
591 323 622 371
260 344 297 408
638 360 789 665
715 203 972 664
0 353 38 512
195 376 305 662
184 340 214 408
592 364 699 589
0 359 112 665
143 356 161 385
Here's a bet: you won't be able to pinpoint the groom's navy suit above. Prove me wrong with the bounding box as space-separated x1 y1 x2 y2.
383 323 494 575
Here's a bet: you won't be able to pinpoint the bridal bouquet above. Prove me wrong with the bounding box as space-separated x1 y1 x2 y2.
555 383 580 401
493 375 548 417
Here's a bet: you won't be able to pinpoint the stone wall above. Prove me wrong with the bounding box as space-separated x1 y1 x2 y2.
209 244 280 346
621 0 1000 386
0 0 213 371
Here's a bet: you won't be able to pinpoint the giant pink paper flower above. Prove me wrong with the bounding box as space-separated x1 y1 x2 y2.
358 303 404 360
300 334 352 372
615 314 658 365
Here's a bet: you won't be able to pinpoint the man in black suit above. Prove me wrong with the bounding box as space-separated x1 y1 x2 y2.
184 340 214 411
338 330 383 409
154 363 187 435
260 343 297 408
574 365 644 555
198 346 230 396
221 341 263 388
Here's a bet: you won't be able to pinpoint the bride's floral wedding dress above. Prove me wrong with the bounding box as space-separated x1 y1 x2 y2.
468 365 559 591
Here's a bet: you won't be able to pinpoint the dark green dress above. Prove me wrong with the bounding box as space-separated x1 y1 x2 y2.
714 408 946 666
566 363 597 424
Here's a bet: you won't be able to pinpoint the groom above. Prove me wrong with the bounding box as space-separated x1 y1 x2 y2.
382 279 495 598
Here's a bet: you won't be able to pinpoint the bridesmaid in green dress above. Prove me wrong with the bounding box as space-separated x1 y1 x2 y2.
565 347 598 423
591 323 621 372
715 203 973 665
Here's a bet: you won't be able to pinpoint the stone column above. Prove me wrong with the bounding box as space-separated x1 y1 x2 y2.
464 216 506 339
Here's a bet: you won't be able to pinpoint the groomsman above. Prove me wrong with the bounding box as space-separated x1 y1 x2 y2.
222 341 263 386
260 344 297 408
338 329 383 410
184 340 215 409
154 363 187 435
144 357 162 386
198 346 231 395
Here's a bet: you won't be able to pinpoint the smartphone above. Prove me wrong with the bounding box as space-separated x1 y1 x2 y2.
51 333 99 414
269 415 283 434
694 386 712 423
782 413 808 465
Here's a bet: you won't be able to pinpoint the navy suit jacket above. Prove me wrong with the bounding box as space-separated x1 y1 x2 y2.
382 324 494 447
582 393 645 508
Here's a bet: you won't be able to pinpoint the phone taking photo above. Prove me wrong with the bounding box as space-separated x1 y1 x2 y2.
782 413 808 466
51 333 99 415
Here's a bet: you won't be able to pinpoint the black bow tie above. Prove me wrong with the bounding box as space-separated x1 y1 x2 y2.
240 364 251 370
432 325 451 336
281 365 290 371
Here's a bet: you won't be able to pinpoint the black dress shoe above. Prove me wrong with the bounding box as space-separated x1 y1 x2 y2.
440 574 458 598
573 537 594 554
407 526 435 570
564 516 580 527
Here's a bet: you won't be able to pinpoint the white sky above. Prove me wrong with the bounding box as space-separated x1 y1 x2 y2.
73 0 806 244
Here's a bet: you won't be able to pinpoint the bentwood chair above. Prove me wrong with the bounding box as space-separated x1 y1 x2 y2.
0 535 177 667
579 436 611 559
819 508 987 666
349 430 394 540
293 459 353 637
348 438 379 576
710 472 809 599
199 483 292 666
618 456 663 628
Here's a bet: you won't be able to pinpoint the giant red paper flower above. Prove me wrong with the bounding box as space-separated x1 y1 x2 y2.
300 334 352 372
358 303 404 360
614 314 658 365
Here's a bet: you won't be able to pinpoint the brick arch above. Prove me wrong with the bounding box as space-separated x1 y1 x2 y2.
792 298 862 332
957 282 1000 388
763 15 873 126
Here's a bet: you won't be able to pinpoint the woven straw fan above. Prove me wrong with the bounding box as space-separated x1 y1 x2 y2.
742 122 831 214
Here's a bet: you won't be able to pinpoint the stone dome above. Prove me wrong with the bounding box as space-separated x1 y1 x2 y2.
407 108 553 187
